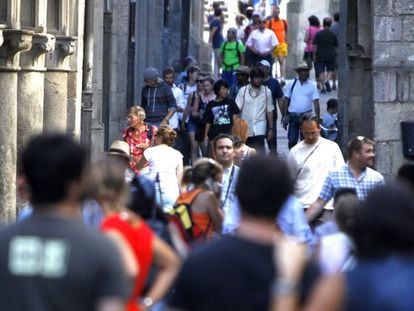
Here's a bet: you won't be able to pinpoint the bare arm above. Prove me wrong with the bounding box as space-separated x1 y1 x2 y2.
303 275 345 311
208 26 218 44
161 109 176 126
304 28 310 44
277 97 284 118
205 192 224 233
204 123 211 142
143 236 181 306
306 197 327 223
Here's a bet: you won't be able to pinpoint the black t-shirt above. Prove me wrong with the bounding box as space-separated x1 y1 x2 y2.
313 28 338 62
168 235 275 311
0 214 128 311
264 78 284 114
203 98 240 140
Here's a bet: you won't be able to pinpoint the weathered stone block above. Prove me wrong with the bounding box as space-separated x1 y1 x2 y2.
373 16 402 41
375 141 393 175
397 71 410 102
394 1 414 15
373 70 397 102
410 72 414 101
391 141 406 174
373 0 393 15
373 42 414 67
374 102 414 140
402 16 414 41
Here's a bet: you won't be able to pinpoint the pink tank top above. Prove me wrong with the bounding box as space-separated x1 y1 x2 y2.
305 26 321 52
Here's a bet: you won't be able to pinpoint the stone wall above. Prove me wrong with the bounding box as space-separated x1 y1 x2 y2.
372 0 414 178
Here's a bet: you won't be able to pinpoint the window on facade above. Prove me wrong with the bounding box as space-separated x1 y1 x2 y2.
21 0 35 28
47 0 60 33
0 0 7 23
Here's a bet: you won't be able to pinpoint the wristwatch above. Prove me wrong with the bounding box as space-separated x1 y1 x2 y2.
142 296 154 309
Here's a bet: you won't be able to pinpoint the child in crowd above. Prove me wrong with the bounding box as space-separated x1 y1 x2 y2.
321 98 338 141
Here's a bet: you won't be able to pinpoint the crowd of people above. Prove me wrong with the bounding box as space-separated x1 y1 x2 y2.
2 3 412 311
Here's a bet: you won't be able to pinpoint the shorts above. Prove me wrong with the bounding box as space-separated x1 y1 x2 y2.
273 42 288 57
315 61 337 75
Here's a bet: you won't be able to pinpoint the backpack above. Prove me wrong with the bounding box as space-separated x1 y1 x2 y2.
222 41 241 68
267 18 288 34
168 188 210 244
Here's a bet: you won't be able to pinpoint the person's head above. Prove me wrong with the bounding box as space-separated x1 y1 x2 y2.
214 7 222 17
227 27 237 41
398 164 414 192
212 1 220 9
213 79 229 98
258 17 266 30
250 67 265 87
202 77 214 95
182 158 223 193
258 60 271 77
236 156 293 219
235 66 250 85
163 67 176 86
106 140 131 169
347 136 375 168
186 65 200 83
333 12 340 23
127 106 146 127
323 17 332 28
352 182 414 259
86 158 129 210
252 11 262 25
20 133 87 207
308 15 320 27
326 98 338 114
144 67 160 87
183 55 197 70
245 6 254 19
213 134 235 168
154 125 177 147
333 188 361 234
235 14 246 26
300 113 321 145
271 5 280 18
128 175 161 220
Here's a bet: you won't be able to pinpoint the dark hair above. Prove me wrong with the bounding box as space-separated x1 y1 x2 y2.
213 133 235 149
183 56 196 68
333 188 357 204
334 190 361 234
308 15 320 27
352 182 414 259
21 133 87 206
346 136 374 159
327 98 338 110
181 158 223 186
213 79 229 96
300 113 320 125
232 135 243 148
163 66 175 77
250 67 265 79
202 77 215 86
333 12 340 22
186 65 200 76
236 156 293 219
214 8 222 17
323 17 332 27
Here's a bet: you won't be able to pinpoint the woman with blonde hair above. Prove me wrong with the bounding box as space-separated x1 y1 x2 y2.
123 106 157 175
136 125 183 212
178 158 224 240
87 158 180 311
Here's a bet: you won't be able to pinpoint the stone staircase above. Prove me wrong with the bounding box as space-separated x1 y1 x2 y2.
203 0 229 32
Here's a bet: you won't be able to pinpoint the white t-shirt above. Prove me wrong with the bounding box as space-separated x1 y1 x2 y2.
169 84 185 129
287 137 344 209
144 145 183 211
245 28 278 54
235 85 274 136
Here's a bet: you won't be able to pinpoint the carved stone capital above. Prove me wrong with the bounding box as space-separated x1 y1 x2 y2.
45 35 76 72
20 33 56 71
0 29 34 71
0 25 6 47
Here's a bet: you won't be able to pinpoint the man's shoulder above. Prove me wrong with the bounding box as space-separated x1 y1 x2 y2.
365 167 384 180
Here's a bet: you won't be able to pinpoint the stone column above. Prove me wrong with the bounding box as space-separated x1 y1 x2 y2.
44 35 75 132
285 0 303 78
18 34 55 149
0 29 33 221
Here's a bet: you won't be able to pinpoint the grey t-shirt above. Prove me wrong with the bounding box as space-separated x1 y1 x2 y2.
0 213 129 311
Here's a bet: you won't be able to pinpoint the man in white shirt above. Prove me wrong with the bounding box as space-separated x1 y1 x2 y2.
213 134 241 235
282 62 320 149
235 67 274 153
245 15 278 66
287 114 344 221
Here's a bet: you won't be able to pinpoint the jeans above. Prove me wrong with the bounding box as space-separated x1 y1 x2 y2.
221 70 237 87
287 113 304 149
